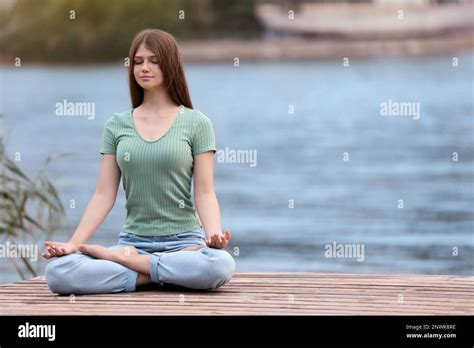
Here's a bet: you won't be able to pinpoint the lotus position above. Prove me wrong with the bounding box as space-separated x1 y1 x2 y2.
42 29 235 294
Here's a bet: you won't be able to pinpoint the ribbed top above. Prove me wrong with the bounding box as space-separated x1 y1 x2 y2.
100 106 216 236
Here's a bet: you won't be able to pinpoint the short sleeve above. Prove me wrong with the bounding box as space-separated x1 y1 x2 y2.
192 111 217 156
99 115 117 155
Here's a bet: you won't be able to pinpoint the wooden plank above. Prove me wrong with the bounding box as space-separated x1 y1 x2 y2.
0 273 472 315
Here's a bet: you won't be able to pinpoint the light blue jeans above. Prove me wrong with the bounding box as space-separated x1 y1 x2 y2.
45 227 235 295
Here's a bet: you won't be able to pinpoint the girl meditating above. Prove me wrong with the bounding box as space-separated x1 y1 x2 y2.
43 29 235 294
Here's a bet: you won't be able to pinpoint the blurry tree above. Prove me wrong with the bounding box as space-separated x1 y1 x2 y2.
0 0 261 62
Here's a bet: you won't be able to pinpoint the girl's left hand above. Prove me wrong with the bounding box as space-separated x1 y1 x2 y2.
206 230 231 249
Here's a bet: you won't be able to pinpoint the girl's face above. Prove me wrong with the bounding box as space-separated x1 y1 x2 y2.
133 44 164 90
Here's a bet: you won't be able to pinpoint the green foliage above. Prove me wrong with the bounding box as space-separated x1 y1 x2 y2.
1 0 261 62
0 116 71 279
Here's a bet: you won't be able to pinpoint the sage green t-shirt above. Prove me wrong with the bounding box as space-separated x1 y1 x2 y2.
99 106 216 236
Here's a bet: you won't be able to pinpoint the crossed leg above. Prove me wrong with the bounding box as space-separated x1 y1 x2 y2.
79 244 205 286
46 242 234 294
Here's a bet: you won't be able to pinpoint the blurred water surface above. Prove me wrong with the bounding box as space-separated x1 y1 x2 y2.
1 53 473 283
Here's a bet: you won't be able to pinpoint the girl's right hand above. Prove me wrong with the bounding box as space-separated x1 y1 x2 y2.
42 241 78 259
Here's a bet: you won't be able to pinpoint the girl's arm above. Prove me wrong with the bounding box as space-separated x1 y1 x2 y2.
193 152 231 249
42 154 121 259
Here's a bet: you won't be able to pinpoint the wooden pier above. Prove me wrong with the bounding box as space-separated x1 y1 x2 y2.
0 273 472 315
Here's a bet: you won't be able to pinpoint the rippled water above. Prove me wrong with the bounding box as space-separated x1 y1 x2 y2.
1 53 473 283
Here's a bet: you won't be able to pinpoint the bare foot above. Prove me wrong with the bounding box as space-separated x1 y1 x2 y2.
78 244 138 262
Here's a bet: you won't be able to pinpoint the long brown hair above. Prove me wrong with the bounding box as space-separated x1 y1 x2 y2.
128 29 193 109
